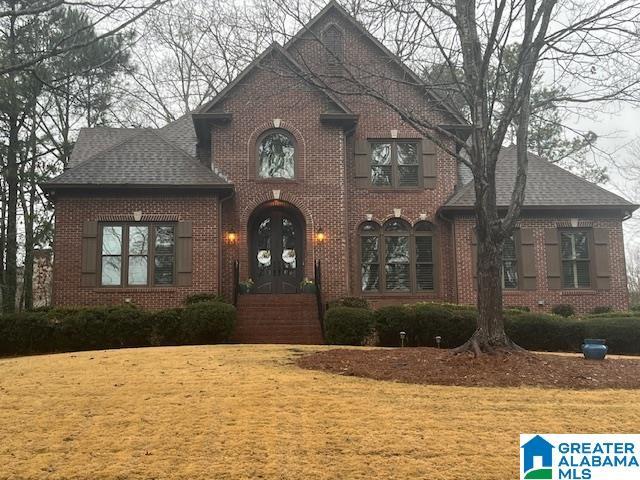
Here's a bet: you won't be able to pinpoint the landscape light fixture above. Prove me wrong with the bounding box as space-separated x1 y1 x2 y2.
400 331 406 347
435 335 442 348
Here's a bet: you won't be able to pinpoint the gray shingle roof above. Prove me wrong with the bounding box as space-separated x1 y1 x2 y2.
68 128 139 168
44 128 229 189
444 145 636 210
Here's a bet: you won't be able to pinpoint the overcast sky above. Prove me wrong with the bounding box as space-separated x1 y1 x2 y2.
571 104 640 251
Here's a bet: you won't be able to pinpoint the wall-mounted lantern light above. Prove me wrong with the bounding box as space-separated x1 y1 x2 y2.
315 228 326 244
226 231 238 245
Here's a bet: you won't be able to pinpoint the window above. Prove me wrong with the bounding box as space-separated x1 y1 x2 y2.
561 231 591 288
370 140 420 188
502 235 518 289
100 224 175 287
257 130 295 179
359 219 435 293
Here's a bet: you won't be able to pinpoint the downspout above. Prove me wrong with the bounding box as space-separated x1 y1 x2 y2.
343 125 357 296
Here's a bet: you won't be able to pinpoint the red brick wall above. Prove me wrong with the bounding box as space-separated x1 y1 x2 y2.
52 191 219 309
453 214 630 313
212 55 349 301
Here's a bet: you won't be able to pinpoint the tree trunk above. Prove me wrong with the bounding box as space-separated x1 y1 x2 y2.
3 115 19 313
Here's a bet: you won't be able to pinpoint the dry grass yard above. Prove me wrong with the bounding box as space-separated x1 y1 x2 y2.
1 345 639 480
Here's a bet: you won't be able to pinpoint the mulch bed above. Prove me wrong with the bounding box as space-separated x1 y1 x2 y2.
297 348 640 389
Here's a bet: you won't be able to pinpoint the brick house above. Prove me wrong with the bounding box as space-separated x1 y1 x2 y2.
43 2 636 342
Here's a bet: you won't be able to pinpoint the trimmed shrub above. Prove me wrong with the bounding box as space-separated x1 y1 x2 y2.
327 296 370 310
324 306 374 345
551 304 575 318
180 301 236 344
631 304 640 312
591 306 613 315
505 313 584 352
587 311 638 319
0 311 52 355
374 305 417 346
148 308 184 346
582 317 640 355
413 303 477 348
506 306 531 313
184 293 228 305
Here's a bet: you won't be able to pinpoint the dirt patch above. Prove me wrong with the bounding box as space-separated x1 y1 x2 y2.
297 348 640 389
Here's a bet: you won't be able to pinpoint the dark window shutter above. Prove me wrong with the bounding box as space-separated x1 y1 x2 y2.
544 228 561 289
471 230 477 288
593 228 611 290
421 138 436 189
176 220 193 286
81 221 98 287
519 228 536 290
354 140 370 188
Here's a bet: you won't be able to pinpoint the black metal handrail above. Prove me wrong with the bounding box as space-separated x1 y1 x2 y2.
314 259 325 338
232 259 240 306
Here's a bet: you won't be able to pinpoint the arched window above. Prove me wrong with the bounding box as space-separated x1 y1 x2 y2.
359 219 436 293
257 130 295 179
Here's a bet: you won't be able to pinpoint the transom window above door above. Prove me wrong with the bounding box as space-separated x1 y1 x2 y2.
257 130 296 180
370 141 420 188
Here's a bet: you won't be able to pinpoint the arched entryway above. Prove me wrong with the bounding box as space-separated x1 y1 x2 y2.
248 201 305 294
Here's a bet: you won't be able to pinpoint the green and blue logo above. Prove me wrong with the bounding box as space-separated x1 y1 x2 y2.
521 435 554 479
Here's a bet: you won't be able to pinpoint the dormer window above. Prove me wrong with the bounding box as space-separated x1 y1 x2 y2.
257 130 295 180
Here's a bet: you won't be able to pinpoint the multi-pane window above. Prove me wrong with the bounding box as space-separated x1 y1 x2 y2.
502 235 518 289
561 231 591 288
360 220 435 293
370 141 420 188
258 130 295 179
100 224 175 287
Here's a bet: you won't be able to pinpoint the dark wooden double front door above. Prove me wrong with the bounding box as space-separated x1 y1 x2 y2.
250 208 303 294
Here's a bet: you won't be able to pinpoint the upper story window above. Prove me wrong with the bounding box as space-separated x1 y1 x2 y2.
360 219 435 293
257 130 295 179
561 230 591 288
370 140 420 188
100 223 175 287
502 235 518 289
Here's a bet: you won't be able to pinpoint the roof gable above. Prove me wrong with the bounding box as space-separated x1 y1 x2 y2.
283 0 466 125
443 146 636 212
198 42 353 115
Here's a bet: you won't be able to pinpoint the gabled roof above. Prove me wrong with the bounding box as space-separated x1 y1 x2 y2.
198 42 354 115
283 0 467 126
443 145 637 212
68 128 139 168
42 129 230 191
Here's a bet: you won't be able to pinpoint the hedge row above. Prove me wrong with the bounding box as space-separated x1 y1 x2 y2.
0 301 236 357
324 300 640 355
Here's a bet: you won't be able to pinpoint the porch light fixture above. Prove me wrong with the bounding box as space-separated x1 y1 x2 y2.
315 228 326 244
133 211 143 222
226 231 238 245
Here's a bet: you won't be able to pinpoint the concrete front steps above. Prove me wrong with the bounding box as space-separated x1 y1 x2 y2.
233 293 324 344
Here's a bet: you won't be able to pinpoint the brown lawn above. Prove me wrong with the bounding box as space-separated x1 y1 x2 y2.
1 345 639 480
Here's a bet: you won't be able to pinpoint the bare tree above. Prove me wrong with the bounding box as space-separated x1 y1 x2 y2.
249 0 640 353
